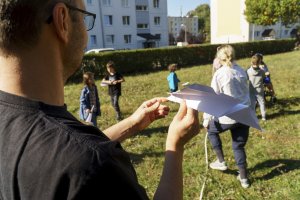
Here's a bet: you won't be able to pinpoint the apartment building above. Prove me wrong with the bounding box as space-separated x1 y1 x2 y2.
84 0 168 50
210 0 299 44
168 16 199 38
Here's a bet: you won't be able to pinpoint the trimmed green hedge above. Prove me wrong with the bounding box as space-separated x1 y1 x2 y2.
67 39 295 83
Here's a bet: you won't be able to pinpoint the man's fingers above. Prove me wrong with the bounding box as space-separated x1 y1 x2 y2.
144 97 168 107
187 107 199 120
145 101 160 113
175 100 187 120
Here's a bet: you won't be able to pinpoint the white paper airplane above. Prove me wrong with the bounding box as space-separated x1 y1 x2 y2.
85 105 95 123
168 84 262 130
100 82 108 87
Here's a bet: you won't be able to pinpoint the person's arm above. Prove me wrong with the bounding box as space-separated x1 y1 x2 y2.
101 75 112 85
95 86 101 116
154 101 200 200
113 73 125 84
80 88 90 112
103 98 170 142
174 73 180 83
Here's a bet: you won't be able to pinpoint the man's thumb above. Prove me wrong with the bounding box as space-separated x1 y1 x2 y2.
146 101 160 113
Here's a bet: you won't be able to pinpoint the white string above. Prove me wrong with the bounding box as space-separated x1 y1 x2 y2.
199 132 209 200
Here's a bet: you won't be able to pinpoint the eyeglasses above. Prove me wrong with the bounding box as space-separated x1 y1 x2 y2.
46 4 96 31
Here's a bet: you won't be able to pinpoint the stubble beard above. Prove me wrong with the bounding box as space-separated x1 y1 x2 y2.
62 24 85 83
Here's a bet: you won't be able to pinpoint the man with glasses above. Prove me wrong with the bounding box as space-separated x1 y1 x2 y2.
0 0 200 200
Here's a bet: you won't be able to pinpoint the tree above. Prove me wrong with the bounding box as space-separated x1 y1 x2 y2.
244 0 300 26
187 4 210 41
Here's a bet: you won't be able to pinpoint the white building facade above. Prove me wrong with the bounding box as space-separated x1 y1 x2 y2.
84 0 168 50
210 0 299 44
168 16 199 38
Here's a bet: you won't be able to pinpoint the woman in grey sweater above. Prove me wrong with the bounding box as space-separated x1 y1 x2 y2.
203 45 251 188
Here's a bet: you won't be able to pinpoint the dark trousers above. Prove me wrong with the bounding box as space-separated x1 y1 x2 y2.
170 87 178 93
110 95 121 117
208 120 249 168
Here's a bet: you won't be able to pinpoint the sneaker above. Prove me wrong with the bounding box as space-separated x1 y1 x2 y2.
237 174 250 188
116 114 122 121
209 160 228 171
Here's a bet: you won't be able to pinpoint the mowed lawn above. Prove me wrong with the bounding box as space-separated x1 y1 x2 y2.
65 50 300 200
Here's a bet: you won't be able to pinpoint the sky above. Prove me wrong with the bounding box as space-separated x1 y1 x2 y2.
167 0 210 16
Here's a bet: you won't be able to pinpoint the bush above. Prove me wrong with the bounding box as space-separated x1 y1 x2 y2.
67 39 295 83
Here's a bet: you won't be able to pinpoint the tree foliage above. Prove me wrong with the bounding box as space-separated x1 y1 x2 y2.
187 4 210 37
244 0 300 26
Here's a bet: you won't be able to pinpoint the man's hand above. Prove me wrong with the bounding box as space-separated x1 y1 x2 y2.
202 119 210 130
129 98 170 132
166 100 200 151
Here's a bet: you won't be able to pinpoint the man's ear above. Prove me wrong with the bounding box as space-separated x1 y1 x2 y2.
52 3 70 44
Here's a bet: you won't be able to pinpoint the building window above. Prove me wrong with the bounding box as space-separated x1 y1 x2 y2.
106 35 114 44
87 0 93 4
137 24 148 29
121 0 129 7
154 17 160 25
104 15 113 25
122 16 130 25
102 0 111 6
284 30 289 35
155 34 161 40
90 35 97 45
136 5 147 11
255 31 260 37
124 35 132 44
153 0 159 8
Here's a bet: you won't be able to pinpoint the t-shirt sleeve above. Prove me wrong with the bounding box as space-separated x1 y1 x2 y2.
117 72 123 80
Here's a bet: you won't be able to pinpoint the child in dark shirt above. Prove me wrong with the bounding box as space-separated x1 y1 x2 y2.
102 61 125 121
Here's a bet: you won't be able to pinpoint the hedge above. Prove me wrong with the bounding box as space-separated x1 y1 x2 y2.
67 39 295 83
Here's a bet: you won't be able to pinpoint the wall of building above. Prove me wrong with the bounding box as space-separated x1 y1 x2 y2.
149 0 169 47
211 0 299 44
211 0 249 44
84 0 168 50
168 16 199 38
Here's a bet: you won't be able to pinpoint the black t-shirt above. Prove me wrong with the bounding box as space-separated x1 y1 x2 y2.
104 72 123 96
0 90 149 200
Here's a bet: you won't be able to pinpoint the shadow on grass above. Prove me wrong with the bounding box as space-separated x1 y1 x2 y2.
249 159 300 180
139 126 169 137
128 151 164 165
264 97 300 120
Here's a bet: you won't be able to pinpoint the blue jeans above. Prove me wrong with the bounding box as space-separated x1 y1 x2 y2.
208 120 249 168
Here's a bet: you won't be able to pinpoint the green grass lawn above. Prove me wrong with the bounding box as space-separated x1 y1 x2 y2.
65 50 300 200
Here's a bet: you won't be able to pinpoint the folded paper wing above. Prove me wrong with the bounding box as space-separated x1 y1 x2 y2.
168 84 262 131
100 82 108 87
85 105 95 123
